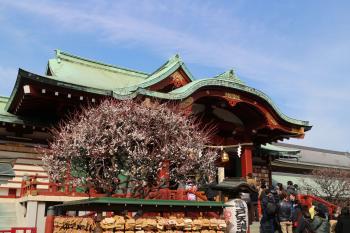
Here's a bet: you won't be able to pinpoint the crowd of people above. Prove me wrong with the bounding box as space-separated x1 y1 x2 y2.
246 174 350 233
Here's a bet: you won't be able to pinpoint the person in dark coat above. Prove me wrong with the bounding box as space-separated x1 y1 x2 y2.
335 207 350 233
309 204 330 233
278 191 292 233
260 188 277 233
289 192 307 233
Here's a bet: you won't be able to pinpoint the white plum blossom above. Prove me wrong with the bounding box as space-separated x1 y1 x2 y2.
42 99 218 196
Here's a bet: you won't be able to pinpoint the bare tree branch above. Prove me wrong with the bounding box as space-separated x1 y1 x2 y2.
302 167 350 207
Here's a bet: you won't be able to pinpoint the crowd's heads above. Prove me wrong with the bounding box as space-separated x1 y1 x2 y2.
280 191 288 200
276 183 283 190
270 188 277 195
276 183 284 195
247 173 253 178
289 191 297 201
260 179 267 189
287 180 293 186
314 204 328 219
265 188 274 198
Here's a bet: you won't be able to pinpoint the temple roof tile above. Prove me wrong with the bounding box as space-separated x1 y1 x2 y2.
46 50 148 90
2 50 311 132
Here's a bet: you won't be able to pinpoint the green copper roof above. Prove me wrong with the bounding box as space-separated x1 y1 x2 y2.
114 54 194 93
46 50 148 90
213 69 244 85
3 50 311 130
0 96 13 117
112 78 310 127
261 143 300 156
0 96 26 124
46 51 195 92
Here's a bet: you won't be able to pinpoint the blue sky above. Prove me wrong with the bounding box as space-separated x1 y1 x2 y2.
0 0 349 151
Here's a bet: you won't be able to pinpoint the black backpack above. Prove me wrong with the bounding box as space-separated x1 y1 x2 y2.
266 201 277 216
250 192 258 202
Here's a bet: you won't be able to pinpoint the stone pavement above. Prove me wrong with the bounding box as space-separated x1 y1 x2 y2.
250 222 260 233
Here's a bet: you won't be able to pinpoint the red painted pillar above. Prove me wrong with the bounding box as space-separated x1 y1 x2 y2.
241 146 253 177
44 206 55 233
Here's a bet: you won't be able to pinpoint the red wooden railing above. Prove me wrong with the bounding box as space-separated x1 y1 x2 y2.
18 175 210 200
16 175 340 219
298 194 338 216
19 175 97 198
0 228 36 233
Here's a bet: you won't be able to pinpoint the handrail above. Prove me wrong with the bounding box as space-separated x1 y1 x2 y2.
17 175 340 217
0 228 36 233
298 194 338 217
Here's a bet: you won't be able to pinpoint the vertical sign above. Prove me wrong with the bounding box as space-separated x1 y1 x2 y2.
225 199 249 233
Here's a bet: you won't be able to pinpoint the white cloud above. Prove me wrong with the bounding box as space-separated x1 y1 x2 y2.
1 0 349 151
0 0 299 79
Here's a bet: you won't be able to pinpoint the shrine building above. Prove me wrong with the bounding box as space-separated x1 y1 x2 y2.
0 50 311 231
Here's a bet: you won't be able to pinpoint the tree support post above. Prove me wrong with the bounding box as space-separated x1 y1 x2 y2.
44 206 55 233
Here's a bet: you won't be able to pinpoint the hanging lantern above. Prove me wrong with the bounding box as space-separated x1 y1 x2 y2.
221 150 230 162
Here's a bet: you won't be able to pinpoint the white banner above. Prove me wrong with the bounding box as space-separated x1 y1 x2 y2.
225 199 249 233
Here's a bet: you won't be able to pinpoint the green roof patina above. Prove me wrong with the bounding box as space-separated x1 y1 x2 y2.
47 50 149 90
105 54 195 94
47 51 194 92
112 78 310 127
261 143 300 157
3 50 311 130
54 197 230 212
213 69 245 85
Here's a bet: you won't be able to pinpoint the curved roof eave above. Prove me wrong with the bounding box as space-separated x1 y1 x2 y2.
1 96 50 127
112 78 311 128
5 69 114 113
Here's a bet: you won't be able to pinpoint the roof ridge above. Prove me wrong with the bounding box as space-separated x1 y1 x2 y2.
147 54 182 78
214 69 244 84
55 49 149 77
275 142 349 155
